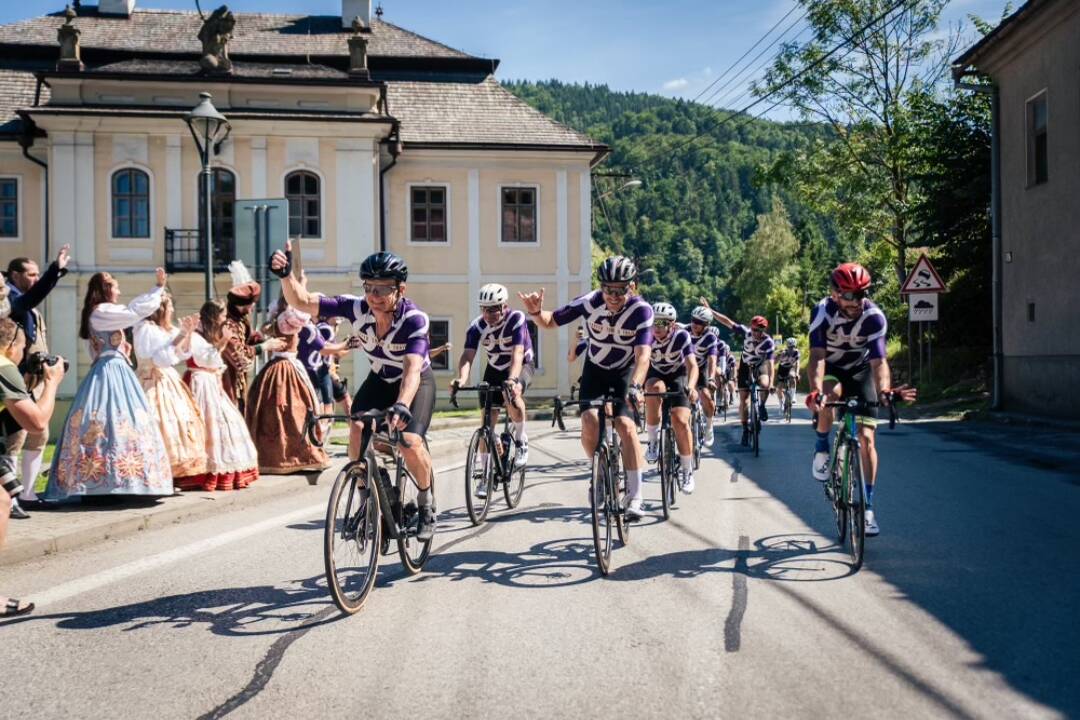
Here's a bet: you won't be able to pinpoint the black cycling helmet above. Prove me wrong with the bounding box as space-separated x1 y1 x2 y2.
360 252 408 282
597 255 637 283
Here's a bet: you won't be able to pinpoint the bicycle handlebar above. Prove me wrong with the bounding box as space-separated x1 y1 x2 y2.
449 381 510 409
822 396 900 430
551 394 642 431
303 409 412 450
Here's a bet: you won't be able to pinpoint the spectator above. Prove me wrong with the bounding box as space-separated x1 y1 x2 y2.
1 244 70 517
0 315 65 617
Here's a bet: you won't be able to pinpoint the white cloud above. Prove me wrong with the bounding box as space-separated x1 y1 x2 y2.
662 77 690 91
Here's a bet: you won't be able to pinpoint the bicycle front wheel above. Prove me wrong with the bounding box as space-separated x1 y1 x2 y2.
324 462 382 615
846 445 867 570
503 457 526 509
464 428 493 526
751 401 761 457
691 409 702 471
397 462 435 574
590 451 613 576
658 430 673 520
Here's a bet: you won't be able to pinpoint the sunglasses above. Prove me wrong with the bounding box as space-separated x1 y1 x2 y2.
654 319 672 328
362 283 398 298
690 319 706 326
600 284 630 297
481 305 505 315
751 327 765 334
836 290 866 301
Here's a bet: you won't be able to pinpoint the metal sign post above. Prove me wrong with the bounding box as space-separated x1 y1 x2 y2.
902 254 946 386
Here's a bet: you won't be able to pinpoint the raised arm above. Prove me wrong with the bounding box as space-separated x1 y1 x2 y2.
519 288 557 329
269 240 321 316
698 297 734 329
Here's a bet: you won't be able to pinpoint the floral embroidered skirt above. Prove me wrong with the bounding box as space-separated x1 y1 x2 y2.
139 366 208 481
185 368 259 491
45 354 173 500
245 356 330 475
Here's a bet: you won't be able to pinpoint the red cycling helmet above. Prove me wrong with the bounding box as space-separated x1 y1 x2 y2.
750 315 768 329
831 262 872 293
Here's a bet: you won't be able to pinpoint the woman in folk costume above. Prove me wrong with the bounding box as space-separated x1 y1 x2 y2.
221 261 276 413
245 307 330 475
185 300 259 491
133 290 207 486
45 270 173 500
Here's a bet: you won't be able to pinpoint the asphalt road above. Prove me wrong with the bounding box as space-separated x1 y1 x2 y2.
1 406 1077 719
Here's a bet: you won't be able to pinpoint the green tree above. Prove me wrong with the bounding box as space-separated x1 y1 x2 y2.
733 197 800 316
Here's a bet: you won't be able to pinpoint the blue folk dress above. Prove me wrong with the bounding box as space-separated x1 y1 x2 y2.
45 286 174 500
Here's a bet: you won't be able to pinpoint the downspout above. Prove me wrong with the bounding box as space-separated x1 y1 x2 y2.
378 85 401 252
17 120 49 261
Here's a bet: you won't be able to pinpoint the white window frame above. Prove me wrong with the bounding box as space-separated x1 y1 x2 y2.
406 182 452 246
497 183 541 247
427 315 453 373
281 166 326 240
0 174 22 243
107 163 155 242
1025 89 1049 187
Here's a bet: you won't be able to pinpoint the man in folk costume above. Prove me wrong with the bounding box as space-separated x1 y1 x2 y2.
222 261 275 412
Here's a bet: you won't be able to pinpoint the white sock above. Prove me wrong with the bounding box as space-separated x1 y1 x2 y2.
477 452 489 470
646 425 659 443
19 449 43 502
705 414 714 426
626 468 642 500
514 421 527 443
679 455 693 472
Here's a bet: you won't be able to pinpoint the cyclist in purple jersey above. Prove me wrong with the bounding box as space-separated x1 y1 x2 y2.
452 284 535 469
270 241 438 540
688 306 719 447
644 303 700 493
298 320 350 419
699 298 775 446
774 337 801 409
519 256 652 520
806 263 917 536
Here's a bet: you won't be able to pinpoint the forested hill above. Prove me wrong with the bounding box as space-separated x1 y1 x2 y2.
504 79 838 323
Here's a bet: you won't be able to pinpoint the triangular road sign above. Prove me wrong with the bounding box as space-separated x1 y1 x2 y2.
901 254 946 294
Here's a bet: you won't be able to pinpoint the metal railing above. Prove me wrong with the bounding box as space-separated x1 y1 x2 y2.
164 228 234 273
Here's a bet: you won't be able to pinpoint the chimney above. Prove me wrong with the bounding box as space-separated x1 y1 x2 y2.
98 0 136 16
341 0 371 30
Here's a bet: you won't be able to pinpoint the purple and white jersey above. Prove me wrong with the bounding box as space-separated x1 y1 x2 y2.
464 309 534 371
573 337 588 357
297 323 326 373
732 324 775 366
651 326 693 375
777 347 801 368
551 291 653 371
318 295 430 382
808 297 887 371
716 338 731 364
690 328 719 366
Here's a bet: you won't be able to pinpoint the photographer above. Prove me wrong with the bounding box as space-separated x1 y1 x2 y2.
2 245 69 517
0 316 65 618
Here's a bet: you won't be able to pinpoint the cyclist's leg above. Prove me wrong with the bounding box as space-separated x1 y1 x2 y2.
349 372 393 461
398 369 437 491
644 372 666 451
852 366 881 504
576 361 607 459
609 365 644 503
700 384 715 419
736 362 751 426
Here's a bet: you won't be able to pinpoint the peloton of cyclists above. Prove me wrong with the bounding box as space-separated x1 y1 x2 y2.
806 262 916 536
519 256 653 520
644 302 700 494
687 306 719 447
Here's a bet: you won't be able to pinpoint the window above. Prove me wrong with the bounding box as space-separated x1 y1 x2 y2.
428 319 450 371
527 319 541 370
410 186 447 243
0 178 16 237
112 168 150 238
1027 92 1048 185
285 171 321 237
198 168 236 262
501 186 537 244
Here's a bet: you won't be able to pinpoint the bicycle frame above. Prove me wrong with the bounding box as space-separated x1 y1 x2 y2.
452 382 515 480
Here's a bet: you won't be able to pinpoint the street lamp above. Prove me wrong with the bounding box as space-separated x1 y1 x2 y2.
184 92 231 301
596 178 642 201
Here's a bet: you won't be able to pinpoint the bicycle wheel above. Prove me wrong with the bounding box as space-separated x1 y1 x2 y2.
464 428 493 526
691 408 702 471
503 454 526 509
750 398 760 457
397 461 435 574
324 461 382 614
846 445 867 570
831 441 848 542
611 445 629 544
590 451 613 576
784 387 793 422
658 429 673 520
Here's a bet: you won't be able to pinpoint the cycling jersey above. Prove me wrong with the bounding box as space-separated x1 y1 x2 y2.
716 339 731 364
318 295 430 382
777 347 801 368
551 290 653 370
808 298 887 371
650 326 693 375
464 309 534 371
690 329 719 365
573 337 588 358
732 324 775 366
297 323 326 373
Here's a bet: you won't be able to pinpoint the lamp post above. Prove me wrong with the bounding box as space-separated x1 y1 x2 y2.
184 92 231 301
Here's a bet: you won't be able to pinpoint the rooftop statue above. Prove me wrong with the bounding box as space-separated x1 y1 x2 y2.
198 5 235 74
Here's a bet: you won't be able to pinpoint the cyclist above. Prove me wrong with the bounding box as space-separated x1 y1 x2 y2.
519 256 653 520
688 306 719 447
270 241 437 541
451 284 534 483
775 337 800 410
644 303 699 493
698 299 775 446
712 326 736 408
806 262 916 536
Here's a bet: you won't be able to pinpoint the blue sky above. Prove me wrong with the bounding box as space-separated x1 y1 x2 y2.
3 0 1013 116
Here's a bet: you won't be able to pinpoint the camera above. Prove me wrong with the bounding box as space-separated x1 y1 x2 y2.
1 455 21 499
26 351 69 376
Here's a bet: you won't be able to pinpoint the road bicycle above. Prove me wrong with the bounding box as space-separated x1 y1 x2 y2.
450 381 526 525
304 409 436 614
744 362 764 457
780 375 797 423
690 397 706 471
819 395 898 571
646 389 687 519
552 393 637 576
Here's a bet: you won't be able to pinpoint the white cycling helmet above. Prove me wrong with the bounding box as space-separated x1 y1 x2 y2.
478 283 509 307
691 306 712 324
652 302 677 323
786 337 798 348
707 325 720 336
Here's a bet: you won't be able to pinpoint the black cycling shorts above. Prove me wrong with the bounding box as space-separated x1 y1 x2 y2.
578 361 636 420
824 364 878 422
352 368 436 437
482 362 535 391
736 360 769 390
645 367 691 409
332 375 349 403
776 364 795 382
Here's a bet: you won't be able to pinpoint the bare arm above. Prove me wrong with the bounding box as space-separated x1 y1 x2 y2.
808 348 827 398
394 354 424 414
508 344 524 381
5 367 62 433
454 348 476 386
270 240 321 316
630 344 651 388
684 354 699 391
518 289 558 329
871 358 891 399
706 354 717 383
698 297 735 329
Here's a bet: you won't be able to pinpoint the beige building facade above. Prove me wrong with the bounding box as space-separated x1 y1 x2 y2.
0 1 606 405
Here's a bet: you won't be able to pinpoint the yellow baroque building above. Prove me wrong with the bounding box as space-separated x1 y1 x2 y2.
0 1 606 404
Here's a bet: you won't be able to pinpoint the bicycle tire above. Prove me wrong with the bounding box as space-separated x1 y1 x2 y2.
847 445 867 570
750 394 761 457
464 428 493 526
324 461 381 615
590 451 613 576
396 462 435 574
503 456 526 509
831 441 848 543
659 430 672 520
691 407 702 471
612 445 629 544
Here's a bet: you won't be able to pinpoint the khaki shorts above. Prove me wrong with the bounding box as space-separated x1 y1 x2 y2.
5 426 49 454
